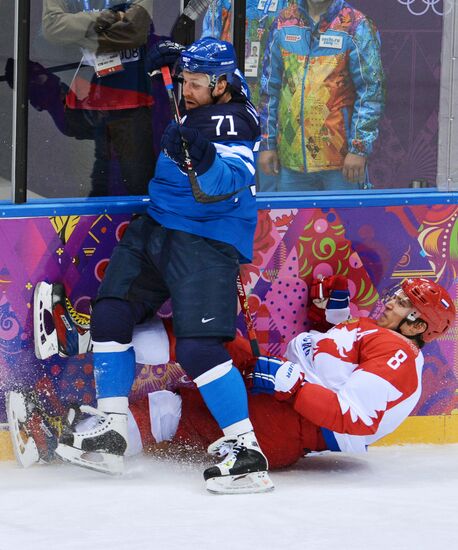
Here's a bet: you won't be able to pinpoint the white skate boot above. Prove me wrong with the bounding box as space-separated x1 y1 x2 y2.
6 390 65 468
34 281 91 359
55 405 128 475
204 431 274 494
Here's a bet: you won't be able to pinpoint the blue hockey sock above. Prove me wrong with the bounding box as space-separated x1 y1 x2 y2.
92 341 136 399
195 360 253 434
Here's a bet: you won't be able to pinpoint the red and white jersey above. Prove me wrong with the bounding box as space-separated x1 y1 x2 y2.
286 318 424 453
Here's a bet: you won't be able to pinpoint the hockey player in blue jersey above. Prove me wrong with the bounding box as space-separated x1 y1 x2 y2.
55 37 273 494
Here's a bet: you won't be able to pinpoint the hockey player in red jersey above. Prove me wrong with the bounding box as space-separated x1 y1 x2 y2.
9 276 455 475
125 276 456 462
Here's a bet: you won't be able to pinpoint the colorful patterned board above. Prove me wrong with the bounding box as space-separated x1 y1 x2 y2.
0 205 456 424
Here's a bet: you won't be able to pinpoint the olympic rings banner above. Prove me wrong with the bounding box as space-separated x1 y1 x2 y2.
0 204 457 426
397 0 452 17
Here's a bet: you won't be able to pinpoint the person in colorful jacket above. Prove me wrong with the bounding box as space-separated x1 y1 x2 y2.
258 0 385 191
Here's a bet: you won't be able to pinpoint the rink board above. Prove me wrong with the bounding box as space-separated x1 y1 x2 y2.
0 197 457 460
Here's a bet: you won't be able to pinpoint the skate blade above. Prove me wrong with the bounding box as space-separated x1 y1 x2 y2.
206 471 274 495
33 282 58 360
55 443 124 476
6 392 40 468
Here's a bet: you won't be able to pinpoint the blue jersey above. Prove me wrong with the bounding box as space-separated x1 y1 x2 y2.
147 98 260 263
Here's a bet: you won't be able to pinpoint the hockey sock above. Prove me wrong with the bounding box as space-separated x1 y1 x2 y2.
92 340 136 404
195 360 253 436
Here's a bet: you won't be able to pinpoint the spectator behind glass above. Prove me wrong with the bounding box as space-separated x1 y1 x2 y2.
258 0 385 192
42 0 154 197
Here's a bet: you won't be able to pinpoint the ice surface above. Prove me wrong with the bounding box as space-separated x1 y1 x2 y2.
1 444 457 550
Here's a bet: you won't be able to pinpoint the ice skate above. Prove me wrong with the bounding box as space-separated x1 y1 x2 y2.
6 390 64 468
204 431 274 494
55 405 127 476
34 281 91 359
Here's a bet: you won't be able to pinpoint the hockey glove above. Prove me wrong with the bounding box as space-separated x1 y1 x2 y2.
247 356 284 394
146 40 185 74
247 355 306 399
273 360 307 401
309 274 350 329
160 122 216 176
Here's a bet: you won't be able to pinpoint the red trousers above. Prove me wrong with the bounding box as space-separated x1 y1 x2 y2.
130 388 327 470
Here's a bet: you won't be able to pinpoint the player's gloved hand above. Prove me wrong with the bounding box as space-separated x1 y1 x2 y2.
246 356 306 400
146 40 185 74
94 9 120 34
308 275 350 329
273 360 307 401
246 356 284 394
160 122 216 175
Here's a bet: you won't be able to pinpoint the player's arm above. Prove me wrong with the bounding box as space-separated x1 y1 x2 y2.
294 372 394 436
169 109 259 197
197 140 258 196
294 351 418 436
347 18 386 158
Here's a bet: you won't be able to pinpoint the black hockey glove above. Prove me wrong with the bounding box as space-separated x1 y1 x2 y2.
146 40 185 74
161 122 216 176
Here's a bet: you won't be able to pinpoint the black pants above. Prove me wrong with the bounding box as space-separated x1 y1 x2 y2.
95 216 240 340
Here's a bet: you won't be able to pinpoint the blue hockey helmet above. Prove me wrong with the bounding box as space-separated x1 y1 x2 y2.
180 37 238 87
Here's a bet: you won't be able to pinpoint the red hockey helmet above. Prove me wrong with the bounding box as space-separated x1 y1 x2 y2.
401 278 456 342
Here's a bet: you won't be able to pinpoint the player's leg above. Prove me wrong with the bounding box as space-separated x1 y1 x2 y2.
6 390 66 468
167 231 273 493
54 298 143 474
6 387 153 469
55 216 169 474
33 281 91 360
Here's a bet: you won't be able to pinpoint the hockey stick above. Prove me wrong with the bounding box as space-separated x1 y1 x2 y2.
171 0 213 45
160 65 260 356
159 65 237 204
182 0 212 20
236 273 261 357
